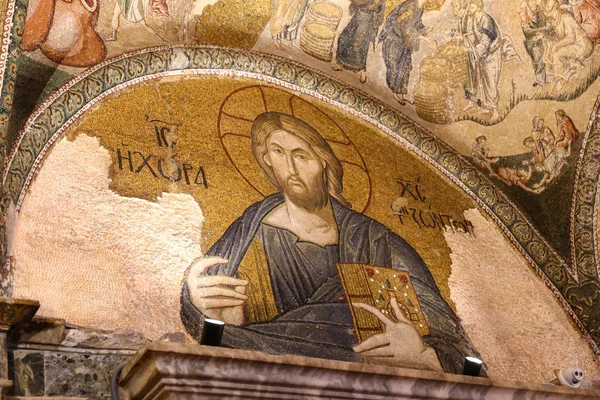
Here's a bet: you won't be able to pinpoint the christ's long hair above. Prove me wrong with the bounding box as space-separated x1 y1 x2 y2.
251 112 351 209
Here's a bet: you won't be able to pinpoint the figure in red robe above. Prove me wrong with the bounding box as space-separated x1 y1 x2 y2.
555 109 579 155
22 0 106 67
571 0 600 44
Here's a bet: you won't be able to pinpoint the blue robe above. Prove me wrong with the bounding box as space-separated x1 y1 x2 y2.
335 1 386 72
379 0 426 94
181 194 482 374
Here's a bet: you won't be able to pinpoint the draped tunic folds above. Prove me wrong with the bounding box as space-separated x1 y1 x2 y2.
116 0 168 22
463 12 502 110
180 193 482 374
572 0 600 44
270 0 309 40
117 0 146 23
335 1 385 72
521 3 549 86
545 10 593 81
379 0 426 94
556 115 579 149
259 224 342 316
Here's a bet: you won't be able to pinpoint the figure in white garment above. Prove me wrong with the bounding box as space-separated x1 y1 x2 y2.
106 0 169 42
270 0 309 48
544 0 593 83
461 0 519 120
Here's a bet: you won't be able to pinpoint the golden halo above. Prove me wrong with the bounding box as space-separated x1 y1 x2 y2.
217 85 372 213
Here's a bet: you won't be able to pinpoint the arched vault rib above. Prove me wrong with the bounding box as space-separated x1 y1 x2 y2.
571 94 600 282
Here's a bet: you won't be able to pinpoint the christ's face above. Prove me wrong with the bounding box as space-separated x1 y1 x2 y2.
263 129 328 210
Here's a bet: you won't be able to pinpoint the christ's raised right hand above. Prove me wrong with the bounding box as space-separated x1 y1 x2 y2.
186 256 249 326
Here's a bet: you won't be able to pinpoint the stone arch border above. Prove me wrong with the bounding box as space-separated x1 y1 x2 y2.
4 45 599 359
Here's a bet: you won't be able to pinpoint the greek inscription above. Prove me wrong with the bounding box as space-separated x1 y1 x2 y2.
113 118 208 188
396 177 426 203
147 116 178 148
392 177 474 235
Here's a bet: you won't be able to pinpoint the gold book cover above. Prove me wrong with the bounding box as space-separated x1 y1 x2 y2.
336 263 430 343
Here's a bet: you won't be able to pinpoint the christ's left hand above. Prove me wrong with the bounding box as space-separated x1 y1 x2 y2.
352 297 443 371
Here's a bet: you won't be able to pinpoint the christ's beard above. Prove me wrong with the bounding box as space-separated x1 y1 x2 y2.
281 174 329 212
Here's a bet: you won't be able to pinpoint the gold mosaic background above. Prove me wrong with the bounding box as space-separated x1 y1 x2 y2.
65 75 475 304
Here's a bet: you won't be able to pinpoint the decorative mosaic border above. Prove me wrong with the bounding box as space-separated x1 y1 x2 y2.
0 0 17 107
0 0 28 291
571 93 600 282
4 46 599 358
0 0 25 165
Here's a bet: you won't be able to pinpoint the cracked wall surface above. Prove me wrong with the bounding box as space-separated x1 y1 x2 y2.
447 209 600 383
12 133 202 339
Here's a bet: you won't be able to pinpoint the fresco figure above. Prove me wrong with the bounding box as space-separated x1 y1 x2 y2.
105 0 169 42
570 0 600 44
555 109 579 155
471 135 499 169
461 0 519 120
379 0 436 104
451 0 466 17
182 0 199 41
531 115 555 158
520 0 551 86
534 147 568 189
333 0 386 83
22 0 106 67
523 135 547 164
181 112 481 373
495 138 563 194
522 132 566 191
492 162 540 193
270 0 309 48
544 0 593 83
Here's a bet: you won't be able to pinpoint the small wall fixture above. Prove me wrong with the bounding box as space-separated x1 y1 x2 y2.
553 367 584 388
200 318 225 346
462 356 483 377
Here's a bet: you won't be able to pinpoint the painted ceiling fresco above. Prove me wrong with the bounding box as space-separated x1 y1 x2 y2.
16 0 600 144
0 0 598 382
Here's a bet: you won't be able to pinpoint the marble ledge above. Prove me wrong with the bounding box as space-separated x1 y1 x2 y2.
119 343 600 400
0 379 11 400
0 298 39 332
6 397 93 400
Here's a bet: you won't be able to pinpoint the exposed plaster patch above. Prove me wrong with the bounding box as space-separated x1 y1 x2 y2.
11 134 203 340
446 209 600 383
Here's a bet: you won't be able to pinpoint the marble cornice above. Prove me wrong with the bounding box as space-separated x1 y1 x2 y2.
119 343 600 400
